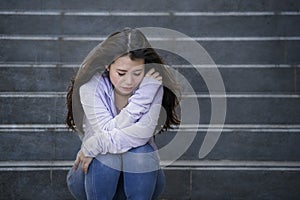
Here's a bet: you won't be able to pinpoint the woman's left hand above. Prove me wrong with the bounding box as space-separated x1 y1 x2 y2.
74 150 93 174
145 68 162 83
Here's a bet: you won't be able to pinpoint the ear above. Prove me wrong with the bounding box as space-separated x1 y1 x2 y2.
105 65 109 71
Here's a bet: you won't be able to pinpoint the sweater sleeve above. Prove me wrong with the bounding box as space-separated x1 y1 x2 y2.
79 76 161 132
79 75 163 156
81 87 163 156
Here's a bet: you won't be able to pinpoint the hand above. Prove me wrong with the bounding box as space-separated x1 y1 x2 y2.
145 68 162 83
74 150 93 174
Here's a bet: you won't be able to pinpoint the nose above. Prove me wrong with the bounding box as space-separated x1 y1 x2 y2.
124 74 133 85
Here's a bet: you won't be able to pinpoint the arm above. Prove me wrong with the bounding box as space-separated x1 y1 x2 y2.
81 86 163 157
80 76 161 132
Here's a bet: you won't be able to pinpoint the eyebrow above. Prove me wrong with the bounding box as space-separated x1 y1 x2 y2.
133 69 143 72
116 69 127 72
116 69 143 72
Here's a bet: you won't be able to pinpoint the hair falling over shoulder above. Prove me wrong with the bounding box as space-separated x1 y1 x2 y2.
65 28 181 134
65 77 76 131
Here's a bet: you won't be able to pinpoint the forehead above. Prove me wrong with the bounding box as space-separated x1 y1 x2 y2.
111 55 144 70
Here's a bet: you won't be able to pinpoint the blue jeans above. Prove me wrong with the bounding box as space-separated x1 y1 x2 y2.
67 143 165 200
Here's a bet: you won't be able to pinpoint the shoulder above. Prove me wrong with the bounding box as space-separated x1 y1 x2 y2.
79 72 111 96
79 73 101 92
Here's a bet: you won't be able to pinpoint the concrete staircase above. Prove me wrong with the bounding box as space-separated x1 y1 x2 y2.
1 0 300 199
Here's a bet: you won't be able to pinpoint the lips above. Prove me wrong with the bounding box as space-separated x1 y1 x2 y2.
121 87 133 92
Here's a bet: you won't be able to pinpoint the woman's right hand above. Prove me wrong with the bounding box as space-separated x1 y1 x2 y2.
74 150 93 174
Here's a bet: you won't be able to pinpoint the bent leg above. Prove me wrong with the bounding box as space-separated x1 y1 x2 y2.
67 164 87 200
152 169 166 200
85 154 122 200
112 172 126 200
123 143 160 200
112 170 167 200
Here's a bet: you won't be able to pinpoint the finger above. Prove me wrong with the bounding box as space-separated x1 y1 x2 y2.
84 164 89 174
74 157 80 171
145 68 155 76
81 161 90 174
156 76 163 82
74 151 83 170
152 72 160 79
146 70 161 81
151 73 162 83
81 161 85 173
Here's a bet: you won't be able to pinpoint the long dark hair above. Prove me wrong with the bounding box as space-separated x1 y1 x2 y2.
66 28 180 134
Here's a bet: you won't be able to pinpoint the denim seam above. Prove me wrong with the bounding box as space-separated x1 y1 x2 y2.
92 160 97 200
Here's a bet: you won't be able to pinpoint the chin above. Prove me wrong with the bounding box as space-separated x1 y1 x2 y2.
118 90 132 96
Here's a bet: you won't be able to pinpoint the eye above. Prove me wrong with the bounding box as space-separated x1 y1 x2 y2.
118 72 125 76
134 73 142 76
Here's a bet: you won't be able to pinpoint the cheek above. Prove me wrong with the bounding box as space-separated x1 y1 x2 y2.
135 76 144 84
133 72 145 84
109 73 120 87
132 76 144 88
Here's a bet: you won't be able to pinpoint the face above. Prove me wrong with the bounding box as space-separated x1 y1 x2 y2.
107 55 145 97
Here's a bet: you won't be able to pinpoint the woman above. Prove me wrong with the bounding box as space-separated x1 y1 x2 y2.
66 28 180 199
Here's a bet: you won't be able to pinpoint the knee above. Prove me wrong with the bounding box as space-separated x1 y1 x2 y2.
85 159 121 200
67 166 84 187
66 166 87 200
124 170 158 200
129 143 154 153
95 153 122 171
123 144 160 173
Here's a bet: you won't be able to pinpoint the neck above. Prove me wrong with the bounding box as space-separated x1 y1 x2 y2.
114 91 130 112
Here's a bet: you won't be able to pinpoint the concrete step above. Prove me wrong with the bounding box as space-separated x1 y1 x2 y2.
0 170 73 200
0 129 300 161
1 15 300 37
1 95 299 124
0 66 74 92
0 167 299 199
189 169 300 199
0 66 297 93
156 130 300 161
0 0 299 12
1 40 300 64
0 95 65 124
176 66 299 94
0 130 80 161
